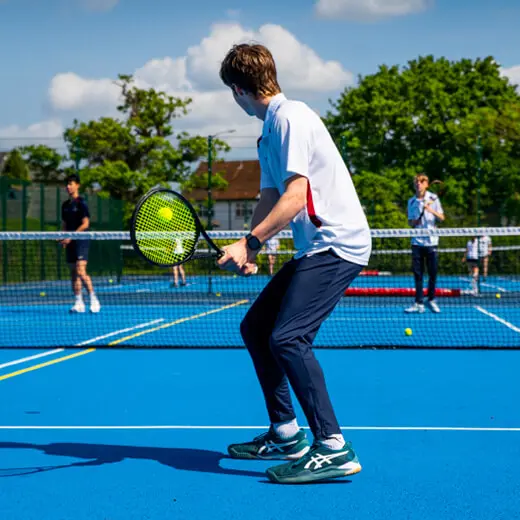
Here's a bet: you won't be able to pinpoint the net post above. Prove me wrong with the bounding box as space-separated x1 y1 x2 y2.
22 182 27 283
40 183 46 280
56 185 62 280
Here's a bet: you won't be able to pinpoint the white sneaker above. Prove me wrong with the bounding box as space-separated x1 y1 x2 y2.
405 303 425 313
90 296 101 313
70 300 86 313
426 300 440 313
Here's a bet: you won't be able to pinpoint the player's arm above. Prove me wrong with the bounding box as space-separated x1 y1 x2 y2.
76 201 90 232
76 216 90 232
250 188 280 231
250 175 307 244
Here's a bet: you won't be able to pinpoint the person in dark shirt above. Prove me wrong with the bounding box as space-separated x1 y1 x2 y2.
60 174 100 313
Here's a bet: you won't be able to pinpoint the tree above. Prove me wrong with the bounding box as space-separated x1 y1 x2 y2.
63 75 230 222
19 145 65 183
324 55 520 226
2 149 30 181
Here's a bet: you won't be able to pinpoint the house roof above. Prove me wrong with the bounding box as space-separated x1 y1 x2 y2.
184 159 261 201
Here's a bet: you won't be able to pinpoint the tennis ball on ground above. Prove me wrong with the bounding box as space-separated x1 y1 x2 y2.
496 293 501 299
216 292 221 297
40 291 46 297
109 279 114 284
158 207 173 222
405 328 412 336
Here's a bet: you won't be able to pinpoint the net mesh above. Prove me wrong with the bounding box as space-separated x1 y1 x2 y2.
1 228 519 349
133 191 199 265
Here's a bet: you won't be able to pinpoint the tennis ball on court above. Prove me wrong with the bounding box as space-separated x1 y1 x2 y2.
40 291 46 297
405 328 412 336
158 207 173 222
216 292 221 297
496 293 501 299
109 279 114 284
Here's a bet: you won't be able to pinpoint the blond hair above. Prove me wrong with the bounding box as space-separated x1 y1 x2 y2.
219 43 281 98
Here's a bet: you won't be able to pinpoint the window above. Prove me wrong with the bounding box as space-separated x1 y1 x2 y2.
235 201 253 218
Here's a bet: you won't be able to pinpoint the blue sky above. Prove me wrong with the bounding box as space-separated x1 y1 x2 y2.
0 0 519 158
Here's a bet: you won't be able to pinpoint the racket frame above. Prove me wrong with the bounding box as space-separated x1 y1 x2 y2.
130 187 224 268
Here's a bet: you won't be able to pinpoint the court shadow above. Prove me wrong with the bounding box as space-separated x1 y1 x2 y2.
0 441 265 479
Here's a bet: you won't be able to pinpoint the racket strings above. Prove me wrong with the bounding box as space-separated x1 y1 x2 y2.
134 192 198 265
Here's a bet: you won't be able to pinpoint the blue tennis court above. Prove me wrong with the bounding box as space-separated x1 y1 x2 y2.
1 347 519 520
1 230 519 518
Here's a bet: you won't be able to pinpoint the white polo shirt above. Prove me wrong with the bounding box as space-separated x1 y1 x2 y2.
257 93 371 266
407 191 444 247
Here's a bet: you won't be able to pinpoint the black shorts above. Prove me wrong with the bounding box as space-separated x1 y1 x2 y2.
467 259 479 268
66 240 90 264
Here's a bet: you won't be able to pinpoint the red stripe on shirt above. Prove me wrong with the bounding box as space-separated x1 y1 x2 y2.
306 181 322 228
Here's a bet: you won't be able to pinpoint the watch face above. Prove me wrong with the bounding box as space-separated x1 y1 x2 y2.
248 235 261 250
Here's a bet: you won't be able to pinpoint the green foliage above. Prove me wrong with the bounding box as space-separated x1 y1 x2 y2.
19 145 64 183
3 149 30 181
325 55 520 226
61 75 231 222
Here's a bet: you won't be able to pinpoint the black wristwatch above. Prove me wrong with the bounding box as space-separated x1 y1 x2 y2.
245 233 262 251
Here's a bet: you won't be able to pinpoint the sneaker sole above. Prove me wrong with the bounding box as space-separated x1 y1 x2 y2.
266 461 362 484
228 445 310 461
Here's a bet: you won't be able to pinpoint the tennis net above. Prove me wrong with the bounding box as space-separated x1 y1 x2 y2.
1 228 519 349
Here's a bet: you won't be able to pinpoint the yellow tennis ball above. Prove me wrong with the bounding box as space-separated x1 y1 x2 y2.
109 279 113 284
405 328 412 336
496 293 501 299
40 292 46 297
158 207 173 222
216 292 221 297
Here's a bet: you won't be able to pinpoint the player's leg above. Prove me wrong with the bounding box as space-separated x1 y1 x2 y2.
268 254 275 276
406 245 425 312
425 247 440 312
265 252 363 483
228 260 310 461
66 243 85 313
482 256 489 278
171 266 179 287
179 265 186 285
76 260 100 313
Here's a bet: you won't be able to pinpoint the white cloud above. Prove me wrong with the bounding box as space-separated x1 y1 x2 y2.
315 0 431 21
0 120 63 139
48 73 120 114
0 120 65 150
45 22 352 140
186 22 352 92
501 65 520 89
80 0 119 12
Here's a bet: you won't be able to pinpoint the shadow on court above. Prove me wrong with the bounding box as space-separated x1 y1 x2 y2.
0 441 265 479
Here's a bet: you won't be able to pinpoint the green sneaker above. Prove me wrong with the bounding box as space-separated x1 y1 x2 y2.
228 428 311 460
265 441 362 484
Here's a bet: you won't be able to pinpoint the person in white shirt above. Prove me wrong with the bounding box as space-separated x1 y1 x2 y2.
265 236 280 276
478 235 492 278
462 237 479 295
171 239 187 287
216 43 371 484
405 174 445 314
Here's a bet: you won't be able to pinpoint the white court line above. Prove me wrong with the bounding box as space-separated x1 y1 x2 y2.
458 276 508 292
0 319 165 370
0 425 519 431
475 307 520 334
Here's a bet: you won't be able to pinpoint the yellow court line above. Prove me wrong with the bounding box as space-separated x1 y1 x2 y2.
0 300 249 382
108 299 249 345
0 349 96 382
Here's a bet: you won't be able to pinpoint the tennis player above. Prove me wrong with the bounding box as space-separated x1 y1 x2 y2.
265 235 280 276
217 44 371 484
406 174 445 314
60 174 100 313
462 237 479 295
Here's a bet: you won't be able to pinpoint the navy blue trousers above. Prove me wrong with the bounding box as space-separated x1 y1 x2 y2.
411 245 438 303
240 250 362 440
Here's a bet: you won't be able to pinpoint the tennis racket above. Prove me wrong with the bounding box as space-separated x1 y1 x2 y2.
130 188 258 275
417 180 444 222
130 187 225 267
